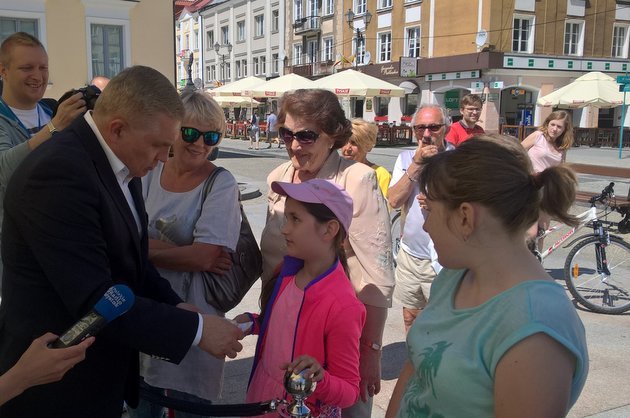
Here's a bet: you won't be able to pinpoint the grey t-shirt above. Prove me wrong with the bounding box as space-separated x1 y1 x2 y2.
140 161 241 401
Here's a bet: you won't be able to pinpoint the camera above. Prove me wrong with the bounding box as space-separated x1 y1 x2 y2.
54 85 102 116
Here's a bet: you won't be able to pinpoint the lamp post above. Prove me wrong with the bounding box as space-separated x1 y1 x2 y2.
213 42 233 85
345 8 372 68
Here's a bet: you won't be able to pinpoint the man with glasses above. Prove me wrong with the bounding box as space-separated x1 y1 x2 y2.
445 93 485 147
388 104 453 331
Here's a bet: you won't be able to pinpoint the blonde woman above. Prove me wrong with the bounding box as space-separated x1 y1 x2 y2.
341 119 391 199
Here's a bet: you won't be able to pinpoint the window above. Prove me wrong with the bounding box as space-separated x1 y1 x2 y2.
378 0 392 8
513 16 534 53
612 24 629 58
324 0 334 15
0 17 39 43
353 35 366 65
91 24 124 78
564 21 583 56
184 34 189 50
261 56 266 74
272 10 279 33
322 37 333 62
236 60 242 78
307 40 318 63
378 32 392 62
406 27 420 57
193 30 198 50
272 53 279 73
295 0 303 20
221 26 229 44
210 65 216 81
206 31 214 49
308 0 318 18
293 44 303 65
254 57 260 75
225 62 231 81
242 59 248 76
354 0 366 15
255 15 264 37
237 21 245 42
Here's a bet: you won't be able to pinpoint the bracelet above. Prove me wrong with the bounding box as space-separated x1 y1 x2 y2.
405 170 417 182
361 340 383 351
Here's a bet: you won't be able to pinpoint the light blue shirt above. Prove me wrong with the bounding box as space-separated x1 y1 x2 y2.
398 268 589 417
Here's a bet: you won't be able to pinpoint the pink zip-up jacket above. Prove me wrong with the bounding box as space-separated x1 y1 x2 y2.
248 256 366 412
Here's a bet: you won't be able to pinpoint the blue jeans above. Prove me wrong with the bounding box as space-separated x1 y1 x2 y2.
127 381 214 418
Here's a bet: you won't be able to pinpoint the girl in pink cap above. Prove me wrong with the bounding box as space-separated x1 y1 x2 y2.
235 178 366 418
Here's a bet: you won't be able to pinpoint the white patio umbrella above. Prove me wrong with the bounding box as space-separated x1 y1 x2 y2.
212 95 261 108
314 69 405 97
246 73 316 98
207 76 265 97
536 71 630 108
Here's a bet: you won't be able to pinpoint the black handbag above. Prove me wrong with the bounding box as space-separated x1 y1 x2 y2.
199 167 262 312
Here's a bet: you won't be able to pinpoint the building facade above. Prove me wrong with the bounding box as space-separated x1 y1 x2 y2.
1 0 176 99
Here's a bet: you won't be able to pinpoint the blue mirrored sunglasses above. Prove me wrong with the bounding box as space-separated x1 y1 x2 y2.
181 127 222 146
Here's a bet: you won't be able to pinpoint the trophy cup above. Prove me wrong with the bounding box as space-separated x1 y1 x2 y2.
282 369 317 417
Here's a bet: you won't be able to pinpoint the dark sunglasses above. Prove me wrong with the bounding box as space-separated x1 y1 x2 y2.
413 124 444 133
181 127 222 146
278 126 320 145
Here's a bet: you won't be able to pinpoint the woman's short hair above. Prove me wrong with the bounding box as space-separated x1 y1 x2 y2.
278 89 352 149
540 110 574 151
419 134 578 235
350 119 378 153
181 90 226 139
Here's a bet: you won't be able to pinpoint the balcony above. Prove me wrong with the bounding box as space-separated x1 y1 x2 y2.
288 61 335 78
293 16 321 35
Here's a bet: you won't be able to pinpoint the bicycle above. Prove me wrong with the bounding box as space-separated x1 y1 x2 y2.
533 182 630 314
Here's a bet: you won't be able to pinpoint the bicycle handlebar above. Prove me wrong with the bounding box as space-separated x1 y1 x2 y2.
589 182 615 205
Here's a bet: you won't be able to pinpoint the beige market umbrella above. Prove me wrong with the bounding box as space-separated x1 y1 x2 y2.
212 95 261 108
246 73 315 98
314 69 405 97
537 71 630 108
208 76 265 96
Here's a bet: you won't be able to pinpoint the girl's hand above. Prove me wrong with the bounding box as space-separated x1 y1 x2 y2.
231 313 253 335
283 355 324 382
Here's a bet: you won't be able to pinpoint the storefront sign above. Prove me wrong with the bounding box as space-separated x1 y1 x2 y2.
380 65 398 76
400 57 417 77
360 62 401 80
336 88 350 95
445 90 460 109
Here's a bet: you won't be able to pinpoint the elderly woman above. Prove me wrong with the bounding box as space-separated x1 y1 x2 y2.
259 89 395 417
341 118 392 199
129 91 241 418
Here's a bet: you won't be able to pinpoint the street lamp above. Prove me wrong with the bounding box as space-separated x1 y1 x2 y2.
345 8 372 68
214 42 233 85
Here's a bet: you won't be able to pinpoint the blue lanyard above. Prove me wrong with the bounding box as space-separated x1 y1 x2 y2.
0 97 43 136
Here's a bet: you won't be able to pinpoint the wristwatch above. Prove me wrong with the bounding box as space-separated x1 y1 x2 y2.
361 340 382 351
46 121 57 135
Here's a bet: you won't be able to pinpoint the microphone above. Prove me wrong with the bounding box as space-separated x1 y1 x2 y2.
50 284 135 348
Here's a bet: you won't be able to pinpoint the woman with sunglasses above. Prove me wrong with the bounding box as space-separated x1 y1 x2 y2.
259 89 395 418
129 91 241 418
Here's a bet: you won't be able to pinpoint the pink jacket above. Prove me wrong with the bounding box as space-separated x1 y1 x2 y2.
249 256 366 411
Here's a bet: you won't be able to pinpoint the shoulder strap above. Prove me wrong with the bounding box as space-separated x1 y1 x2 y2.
201 166 227 202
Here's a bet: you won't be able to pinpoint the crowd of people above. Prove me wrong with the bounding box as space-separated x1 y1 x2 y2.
0 31 589 418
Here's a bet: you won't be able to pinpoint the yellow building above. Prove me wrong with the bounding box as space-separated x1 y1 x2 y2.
1 0 175 99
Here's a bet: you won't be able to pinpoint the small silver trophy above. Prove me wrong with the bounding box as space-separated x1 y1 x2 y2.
282 369 317 418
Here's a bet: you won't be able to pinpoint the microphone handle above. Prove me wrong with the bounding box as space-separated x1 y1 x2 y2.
50 311 107 348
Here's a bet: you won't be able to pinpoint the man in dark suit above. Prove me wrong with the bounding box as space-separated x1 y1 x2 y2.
0 66 244 417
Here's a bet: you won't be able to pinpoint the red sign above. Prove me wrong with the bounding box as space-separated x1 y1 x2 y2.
265 91 277 97
335 88 350 94
379 89 391 95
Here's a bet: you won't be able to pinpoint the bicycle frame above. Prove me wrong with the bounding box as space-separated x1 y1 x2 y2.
537 206 598 262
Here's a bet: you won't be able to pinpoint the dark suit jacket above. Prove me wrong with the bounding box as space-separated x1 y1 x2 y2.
0 116 199 418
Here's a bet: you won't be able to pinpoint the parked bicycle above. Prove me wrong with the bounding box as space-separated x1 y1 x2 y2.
533 182 630 314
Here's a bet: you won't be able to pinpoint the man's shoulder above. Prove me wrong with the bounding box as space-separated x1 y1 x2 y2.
395 149 415 166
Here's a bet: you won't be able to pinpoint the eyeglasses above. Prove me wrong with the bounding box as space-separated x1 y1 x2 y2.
413 124 444 134
180 127 222 146
278 126 320 145
464 107 481 113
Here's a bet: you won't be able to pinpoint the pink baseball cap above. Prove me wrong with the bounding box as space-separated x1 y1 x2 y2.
271 179 353 237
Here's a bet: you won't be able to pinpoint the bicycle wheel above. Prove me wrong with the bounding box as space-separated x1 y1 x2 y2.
391 210 402 267
564 236 630 314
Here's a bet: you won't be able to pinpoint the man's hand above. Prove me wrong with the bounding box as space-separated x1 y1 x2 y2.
198 315 244 359
413 143 439 165
52 93 86 131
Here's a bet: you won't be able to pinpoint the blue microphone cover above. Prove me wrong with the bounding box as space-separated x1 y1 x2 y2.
93 284 135 323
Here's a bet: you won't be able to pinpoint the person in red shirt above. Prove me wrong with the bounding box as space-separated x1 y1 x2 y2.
445 93 485 147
